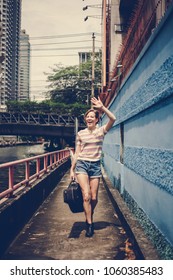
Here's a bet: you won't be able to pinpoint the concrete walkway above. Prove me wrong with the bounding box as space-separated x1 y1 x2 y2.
3 171 137 260
3 169 160 260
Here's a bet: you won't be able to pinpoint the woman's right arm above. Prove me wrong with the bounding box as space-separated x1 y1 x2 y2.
70 144 81 180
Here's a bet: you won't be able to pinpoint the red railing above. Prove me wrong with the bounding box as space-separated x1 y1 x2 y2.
0 148 73 201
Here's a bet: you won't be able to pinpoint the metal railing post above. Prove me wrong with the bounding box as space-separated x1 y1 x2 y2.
9 166 14 197
44 155 48 173
36 158 41 178
25 161 30 186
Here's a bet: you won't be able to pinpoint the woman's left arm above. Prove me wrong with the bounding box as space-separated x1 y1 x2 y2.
101 105 116 132
91 97 116 132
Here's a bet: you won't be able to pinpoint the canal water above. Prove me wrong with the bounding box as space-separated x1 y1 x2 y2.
0 144 45 194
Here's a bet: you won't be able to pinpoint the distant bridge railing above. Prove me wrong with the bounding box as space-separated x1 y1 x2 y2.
0 112 84 126
0 148 73 201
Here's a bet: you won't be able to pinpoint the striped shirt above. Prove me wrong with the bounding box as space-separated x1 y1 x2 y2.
76 125 107 161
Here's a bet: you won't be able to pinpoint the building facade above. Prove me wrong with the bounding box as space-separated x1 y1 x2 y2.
19 29 30 101
101 0 173 259
0 0 21 110
78 52 91 65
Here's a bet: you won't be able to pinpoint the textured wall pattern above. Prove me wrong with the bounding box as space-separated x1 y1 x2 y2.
116 55 173 124
123 190 173 260
124 146 173 196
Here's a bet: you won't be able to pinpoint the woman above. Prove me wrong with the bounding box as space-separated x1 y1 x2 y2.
70 96 116 237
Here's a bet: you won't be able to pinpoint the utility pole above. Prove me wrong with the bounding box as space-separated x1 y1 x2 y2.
102 0 107 88
91 32 95 105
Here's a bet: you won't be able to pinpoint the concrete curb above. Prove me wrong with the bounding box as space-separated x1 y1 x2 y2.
102 168 160 260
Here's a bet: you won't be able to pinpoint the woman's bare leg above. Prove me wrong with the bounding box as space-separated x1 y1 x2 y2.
76 173 92 224
89 177 100 219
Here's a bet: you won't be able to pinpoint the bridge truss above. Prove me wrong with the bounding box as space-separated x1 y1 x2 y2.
0 112 84 126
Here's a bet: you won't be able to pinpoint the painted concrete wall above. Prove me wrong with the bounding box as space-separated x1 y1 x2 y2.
101 5 173 257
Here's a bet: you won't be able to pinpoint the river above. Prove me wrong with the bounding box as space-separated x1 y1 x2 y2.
0 144 46 193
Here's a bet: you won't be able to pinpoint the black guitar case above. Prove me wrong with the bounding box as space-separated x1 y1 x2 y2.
63 180 84 213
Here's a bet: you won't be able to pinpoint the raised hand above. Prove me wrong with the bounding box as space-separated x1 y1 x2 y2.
91 96 103 110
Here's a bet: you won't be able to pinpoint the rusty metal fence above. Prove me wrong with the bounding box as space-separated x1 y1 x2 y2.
0 148 73 201
105 0 173 106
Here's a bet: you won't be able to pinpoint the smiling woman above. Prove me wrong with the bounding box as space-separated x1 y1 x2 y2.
70 96 116 238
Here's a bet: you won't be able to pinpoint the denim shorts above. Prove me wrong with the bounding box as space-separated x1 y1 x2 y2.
75 160 102 178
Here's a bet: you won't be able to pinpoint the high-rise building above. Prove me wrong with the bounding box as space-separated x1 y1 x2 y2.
0 0 21 110
19 29 30 101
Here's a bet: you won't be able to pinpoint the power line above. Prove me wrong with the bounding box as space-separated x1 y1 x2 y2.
31 54 78 57
17 45 101 53
32 40 92 46
16 54 101 58
31 46 100 51
29 39 101 46
13 49 101 57
12 54 78 58
29 32 101 40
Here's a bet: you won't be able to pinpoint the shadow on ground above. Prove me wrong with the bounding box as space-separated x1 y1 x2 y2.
68 220 120 238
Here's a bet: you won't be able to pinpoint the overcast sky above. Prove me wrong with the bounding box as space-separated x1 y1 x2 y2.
21 0 102 101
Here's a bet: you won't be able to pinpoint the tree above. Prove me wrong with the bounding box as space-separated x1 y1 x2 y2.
46 51 102 105
5 100 89 117
46 64 79 104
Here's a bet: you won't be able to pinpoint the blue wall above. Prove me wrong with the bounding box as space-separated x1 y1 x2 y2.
102 5 173 257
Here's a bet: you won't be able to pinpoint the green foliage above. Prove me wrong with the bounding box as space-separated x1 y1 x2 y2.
69 103 90 116
6 101 38 113
6 100 89 118
47 64 79 104
5 52 101 118
46 51 102 105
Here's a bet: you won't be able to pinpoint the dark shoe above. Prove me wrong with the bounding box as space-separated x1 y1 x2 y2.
85 222 94 238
